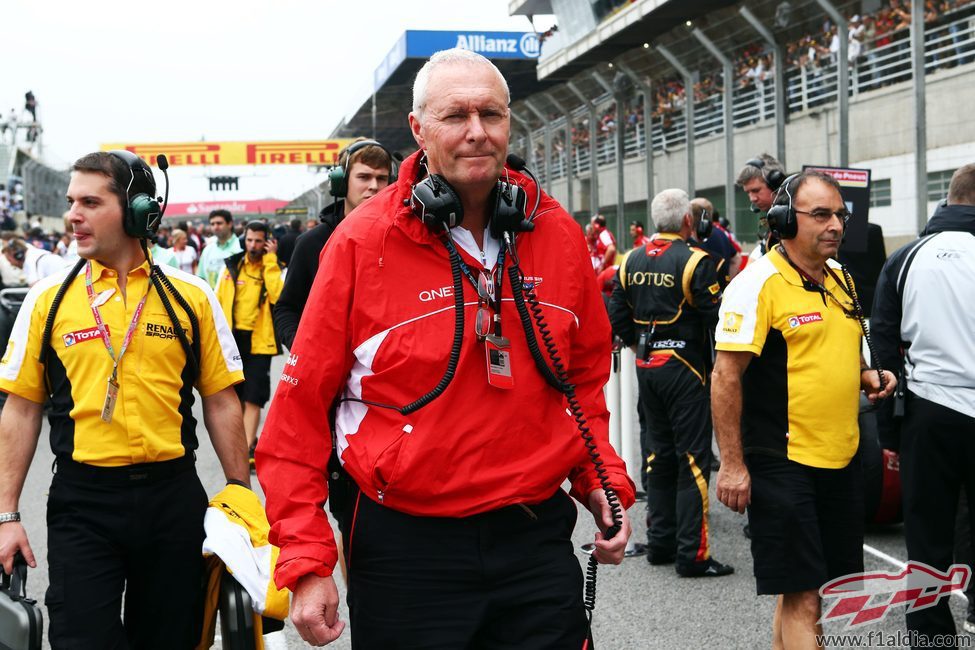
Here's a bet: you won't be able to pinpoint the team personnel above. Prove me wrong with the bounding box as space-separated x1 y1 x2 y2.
2 237 66 286
691 197 742 281
609 188 732 577
257 48 634 647
216 220 282 454
736 153 787 261
591 213 617 273
630 220 651 248
275 219 303 268
871 163 975 644
0 151 249 648
197 209 241 289
273 138 393 350
712 171 894 647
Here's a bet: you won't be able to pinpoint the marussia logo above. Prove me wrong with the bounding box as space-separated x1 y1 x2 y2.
63 326 109 348
820 561 970 629
788 312 823 328
522 276 544 290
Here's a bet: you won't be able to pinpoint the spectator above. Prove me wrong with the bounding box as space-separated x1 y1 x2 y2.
197 209 241 289
170 228 197 274
275 219 303 268
2 237 67 287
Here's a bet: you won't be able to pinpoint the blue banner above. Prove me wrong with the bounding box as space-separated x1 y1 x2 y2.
375 30 540 90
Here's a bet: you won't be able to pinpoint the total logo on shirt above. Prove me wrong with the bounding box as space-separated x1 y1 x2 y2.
788 312 823 328
62 325 109 348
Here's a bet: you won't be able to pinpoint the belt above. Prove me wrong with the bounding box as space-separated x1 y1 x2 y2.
54 454 195 485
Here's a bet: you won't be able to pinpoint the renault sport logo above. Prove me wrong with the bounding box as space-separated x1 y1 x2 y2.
63 326 109 348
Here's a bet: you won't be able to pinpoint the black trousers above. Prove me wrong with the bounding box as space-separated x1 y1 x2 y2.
45 457 207 650
637 360 713 565
901 392 975 644
344 489 588 649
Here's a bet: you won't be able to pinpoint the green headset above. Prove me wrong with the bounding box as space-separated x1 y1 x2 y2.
327 140 396 198
108 150 162 239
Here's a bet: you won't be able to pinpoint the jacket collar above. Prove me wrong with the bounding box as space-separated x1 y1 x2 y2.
921 202 975 236
386 150 542 247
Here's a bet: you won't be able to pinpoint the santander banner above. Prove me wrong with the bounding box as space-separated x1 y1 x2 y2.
162 199 290 218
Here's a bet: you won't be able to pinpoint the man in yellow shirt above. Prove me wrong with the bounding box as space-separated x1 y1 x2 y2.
0 150 249 648
712 171 895 648
217 220 282 457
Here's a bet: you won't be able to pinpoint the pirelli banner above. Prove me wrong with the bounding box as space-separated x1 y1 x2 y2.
99 140 355 167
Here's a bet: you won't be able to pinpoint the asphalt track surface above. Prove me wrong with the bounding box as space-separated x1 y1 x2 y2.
15 355 974 649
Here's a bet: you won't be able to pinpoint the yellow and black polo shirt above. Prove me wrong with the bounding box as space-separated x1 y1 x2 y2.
715 248 862 469
0 259 244 467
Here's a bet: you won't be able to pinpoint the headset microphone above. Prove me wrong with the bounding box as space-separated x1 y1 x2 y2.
749 203 760 214
504 153 541 225
505 153 527 171
156 154 170 221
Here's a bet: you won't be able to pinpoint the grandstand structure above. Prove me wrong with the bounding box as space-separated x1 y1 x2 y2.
0 142 68 228
333 1 971 251
500 0 974 250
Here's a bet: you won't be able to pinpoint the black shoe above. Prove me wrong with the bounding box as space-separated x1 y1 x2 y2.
743 524 751 539
248 443 257 472
676 558 735 578
646 549 676 565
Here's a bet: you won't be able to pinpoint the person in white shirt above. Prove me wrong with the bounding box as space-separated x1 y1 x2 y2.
170 228 198 274
2 239 67 287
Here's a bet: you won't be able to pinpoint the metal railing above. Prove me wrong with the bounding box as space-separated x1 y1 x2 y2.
525 8 975 184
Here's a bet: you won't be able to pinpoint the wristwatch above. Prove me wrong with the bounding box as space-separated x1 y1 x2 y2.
0 512 21 524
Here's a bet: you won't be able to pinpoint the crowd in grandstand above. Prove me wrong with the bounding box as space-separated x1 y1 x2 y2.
530 0 975 169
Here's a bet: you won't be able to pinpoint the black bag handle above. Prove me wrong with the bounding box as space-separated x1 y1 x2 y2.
1 553 29 599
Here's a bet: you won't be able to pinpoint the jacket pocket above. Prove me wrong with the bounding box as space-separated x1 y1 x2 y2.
371 427 414 501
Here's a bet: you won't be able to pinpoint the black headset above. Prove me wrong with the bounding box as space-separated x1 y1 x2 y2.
409 164 530 238
10 245 26 263
695 209 713 240
108 150 162 239
328 140 398 198
765 173 801 239
746 157 787 192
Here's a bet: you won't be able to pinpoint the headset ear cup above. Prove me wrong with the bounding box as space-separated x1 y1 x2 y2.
328 166 347 198
696 218 713 240
766 205 796 239
125 193 161 238
410 174 464 231
766 168 786 192
489 181 527 239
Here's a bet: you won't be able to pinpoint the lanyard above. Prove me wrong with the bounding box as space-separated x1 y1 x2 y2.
775 245 856 318
85 262 149 382
453 241 507 311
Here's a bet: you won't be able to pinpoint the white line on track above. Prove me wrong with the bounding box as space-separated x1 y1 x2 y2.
864 543 968 603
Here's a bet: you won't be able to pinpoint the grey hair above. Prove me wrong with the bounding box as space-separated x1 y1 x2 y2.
412 48 511 117
651 188 690 233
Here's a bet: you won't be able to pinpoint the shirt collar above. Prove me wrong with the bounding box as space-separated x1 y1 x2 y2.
768 247 842 291
89 257 151 281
